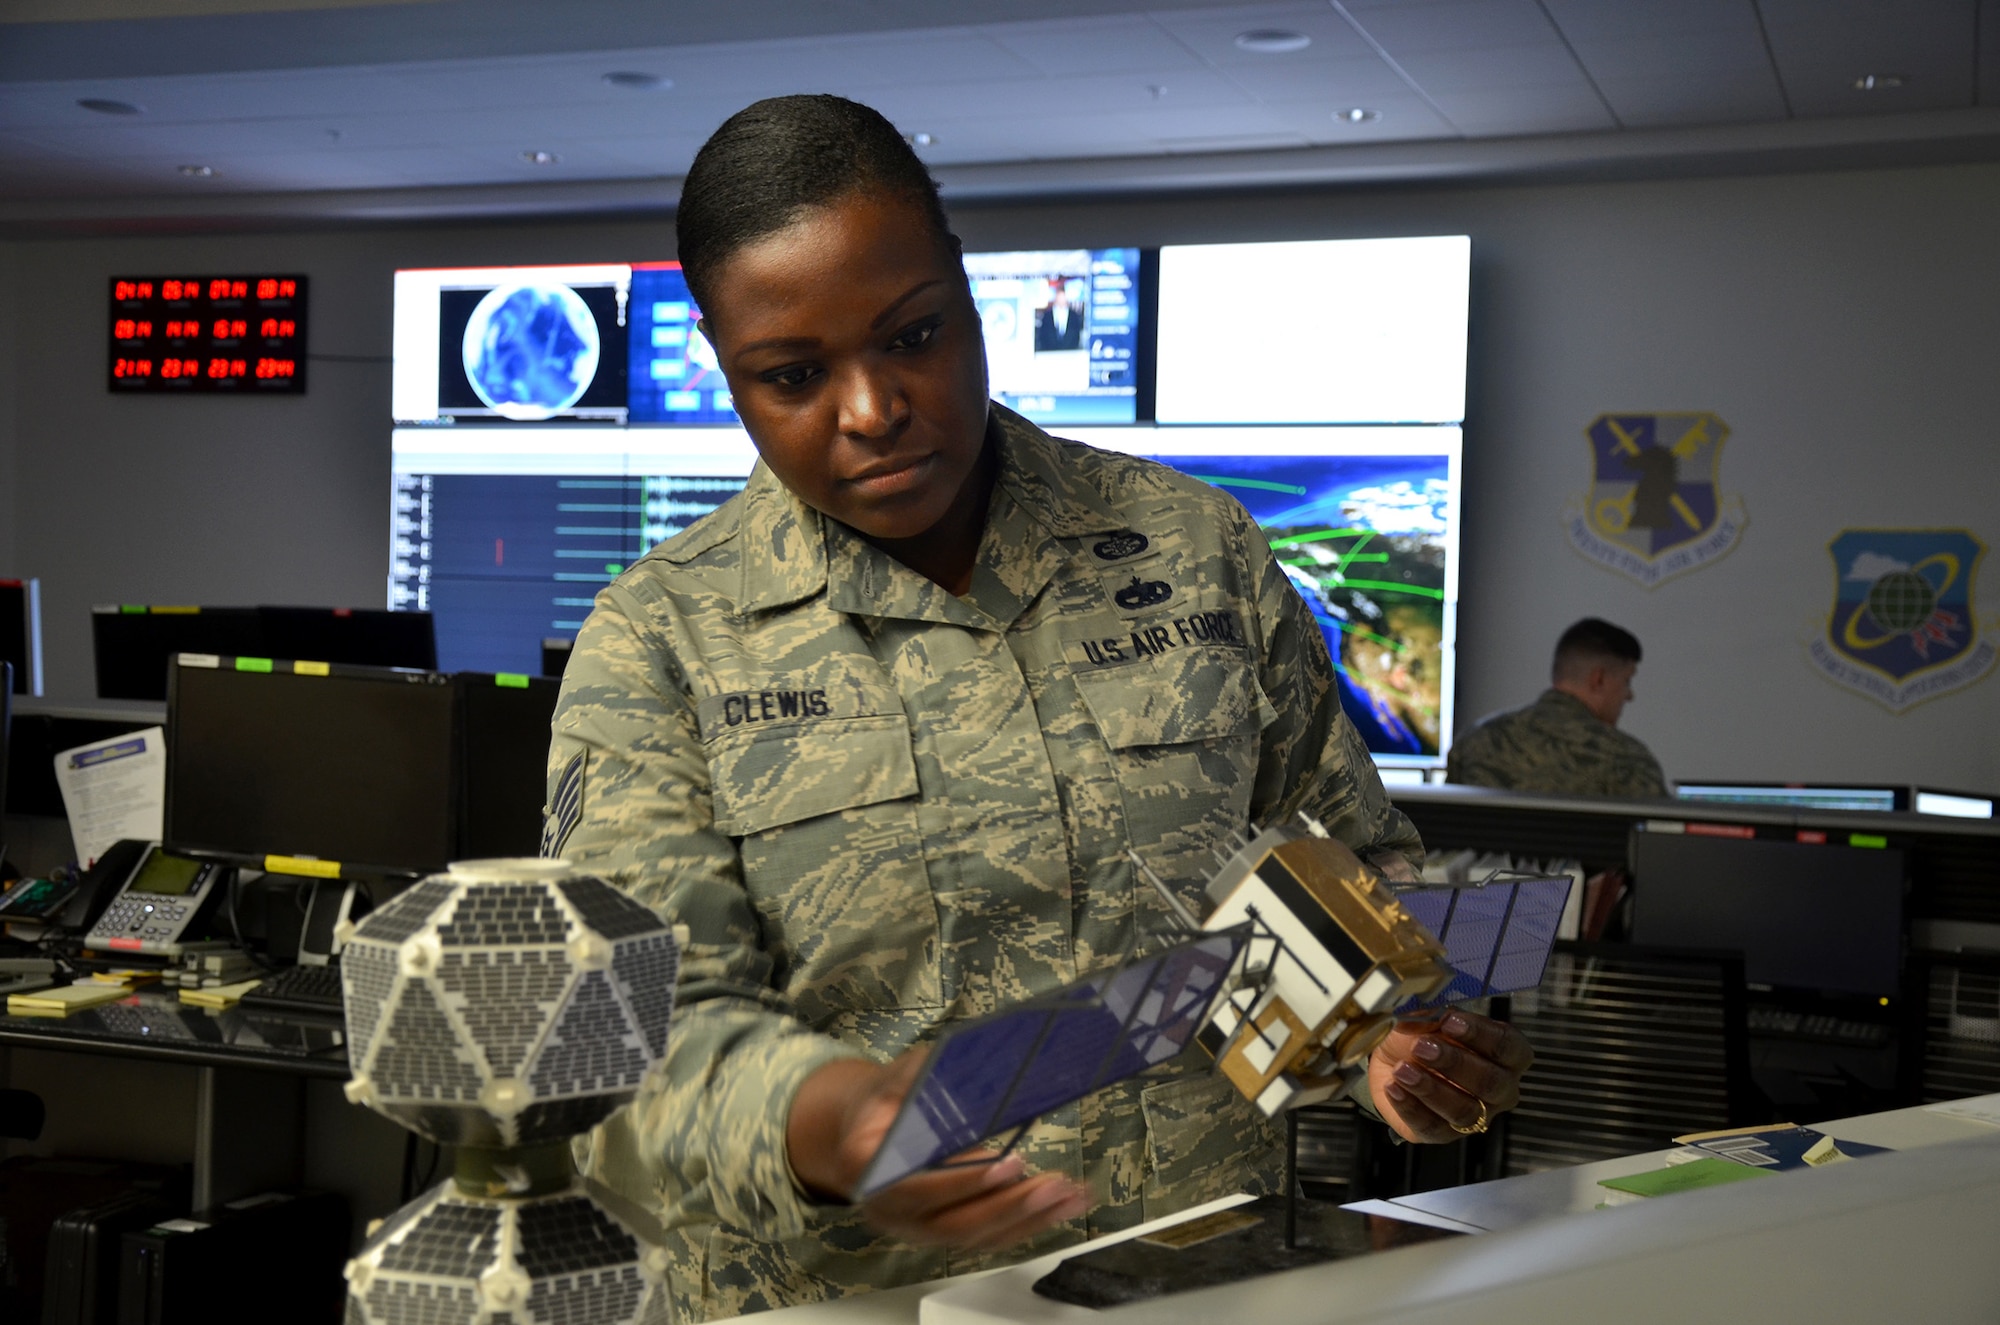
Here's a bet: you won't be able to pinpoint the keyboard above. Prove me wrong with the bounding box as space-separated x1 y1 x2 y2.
239 962 346 1017
1747 1004 1892 1048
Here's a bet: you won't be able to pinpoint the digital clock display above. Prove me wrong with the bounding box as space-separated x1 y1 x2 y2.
108 275 308 393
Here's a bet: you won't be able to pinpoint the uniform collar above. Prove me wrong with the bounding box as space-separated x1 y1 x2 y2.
738 405 1128 628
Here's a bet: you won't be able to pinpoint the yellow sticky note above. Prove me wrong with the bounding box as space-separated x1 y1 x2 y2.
9 983 130 1015
180 979 263 1009
1802 1135 1851 1167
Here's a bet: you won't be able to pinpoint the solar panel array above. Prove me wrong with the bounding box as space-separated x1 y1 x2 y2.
1395 874 1574 1009
856 928 1249 1197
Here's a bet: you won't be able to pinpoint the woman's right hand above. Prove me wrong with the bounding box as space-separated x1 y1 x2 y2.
787 1051 1092 1250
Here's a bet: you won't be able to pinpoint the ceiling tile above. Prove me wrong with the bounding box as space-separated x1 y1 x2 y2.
1215 54 1417 103
1560 29 1776 82
1341 0 1562 54
984 15 1205 76
1424 82 1616 134
1538 0 1762 44
1592 72 1788 127
1392 43 1593 92
1260 92 1460 141
1758 0 1976 116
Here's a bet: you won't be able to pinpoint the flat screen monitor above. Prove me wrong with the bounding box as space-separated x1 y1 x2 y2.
392 264 632 425
1153 235 1470 425
1914 788 1995 819
626 262 735 424
94 605 437 700
963 247 1143 425
94 606 264 701
1629 832 1904 998
1 579 42 696
257 606 437 672
391 423 1461 763
1676 782 1908 814
165 656 457 873
1074 424 1461 764
457 673 560 860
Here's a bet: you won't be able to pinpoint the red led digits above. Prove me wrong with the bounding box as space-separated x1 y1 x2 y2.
111 276 304 391
277 279 296 297
114 280 156 301
255 357 297 379
259 318 296 338
211 318 247 339
113 358 154 378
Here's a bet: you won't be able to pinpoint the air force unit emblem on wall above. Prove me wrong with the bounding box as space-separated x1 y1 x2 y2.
1566 412 1745 587
1810 528 1995 712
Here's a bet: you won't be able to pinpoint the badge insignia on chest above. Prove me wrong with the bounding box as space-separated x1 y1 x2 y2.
1093 530 1150 561
1114 576 1173 610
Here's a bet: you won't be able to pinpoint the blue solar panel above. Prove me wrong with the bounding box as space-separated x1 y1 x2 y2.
856 928 1248 1197
1395 874 1574 1011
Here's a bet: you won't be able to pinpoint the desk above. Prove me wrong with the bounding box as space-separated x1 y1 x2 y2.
0 985 390 1219
743 1095 2000 1325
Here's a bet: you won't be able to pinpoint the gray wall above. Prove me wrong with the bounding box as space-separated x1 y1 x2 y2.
3 160 1997 789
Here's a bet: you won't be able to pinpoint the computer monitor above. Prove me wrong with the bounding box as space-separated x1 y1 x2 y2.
1629 832 1904 998
1 579 42 696
1676 782 1910 814
256 606 437 672
541 638 572 679
165 656 458 873
95 605 438 700
456 673 560 859
1153 235 1470 426
1914 788 1995 819
94 607 264 700
963 247 1145 425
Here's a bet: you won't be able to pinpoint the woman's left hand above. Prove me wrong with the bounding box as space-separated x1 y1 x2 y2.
1367 1009 1534 1144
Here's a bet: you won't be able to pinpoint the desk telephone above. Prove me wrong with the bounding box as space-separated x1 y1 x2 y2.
81 844 222 958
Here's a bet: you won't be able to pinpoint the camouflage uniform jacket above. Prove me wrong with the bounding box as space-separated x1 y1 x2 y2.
1446 688 1668 799
548 405 1424 1321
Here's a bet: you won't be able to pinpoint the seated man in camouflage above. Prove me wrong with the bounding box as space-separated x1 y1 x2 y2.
1447 617 1667 799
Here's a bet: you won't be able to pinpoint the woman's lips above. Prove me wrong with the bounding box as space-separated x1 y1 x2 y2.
843 453 935 498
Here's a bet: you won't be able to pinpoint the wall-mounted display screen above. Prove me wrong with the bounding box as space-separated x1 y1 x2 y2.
626 262 734 424
1154 236 1469 425
390 423 1458 765
108 275 307 393
393 264 631 423
964 248 1142 425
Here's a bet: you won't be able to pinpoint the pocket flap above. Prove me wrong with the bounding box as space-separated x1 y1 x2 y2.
1076 646 1275 750
705 691 918 835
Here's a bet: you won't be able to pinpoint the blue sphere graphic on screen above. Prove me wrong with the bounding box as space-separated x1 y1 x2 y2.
461 283 600 419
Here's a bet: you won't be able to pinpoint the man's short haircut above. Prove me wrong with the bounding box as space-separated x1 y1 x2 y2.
675 94 953 316
1552 617 1643 681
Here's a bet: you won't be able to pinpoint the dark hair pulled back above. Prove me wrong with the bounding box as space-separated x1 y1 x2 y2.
676 94 953 315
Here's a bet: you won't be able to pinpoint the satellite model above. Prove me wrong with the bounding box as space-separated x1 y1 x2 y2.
337 859 680 1325
861 815 1571 1195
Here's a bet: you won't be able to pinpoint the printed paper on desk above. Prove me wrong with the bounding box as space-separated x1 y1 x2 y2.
1924 1094 2000 1129
54 726 165 867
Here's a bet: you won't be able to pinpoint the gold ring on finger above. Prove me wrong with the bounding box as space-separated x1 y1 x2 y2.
1449 1098 1490 1136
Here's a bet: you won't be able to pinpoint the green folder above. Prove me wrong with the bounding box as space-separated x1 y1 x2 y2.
1599 1158 1776 1199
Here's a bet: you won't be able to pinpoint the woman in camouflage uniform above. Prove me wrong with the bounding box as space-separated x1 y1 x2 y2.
550 94 1533 1321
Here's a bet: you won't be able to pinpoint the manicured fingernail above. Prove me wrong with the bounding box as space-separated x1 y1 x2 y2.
983 1155 1025 1187
1393 1061 1424 1086
1385 1082 1409 1102
1415 1038 1442 1062
1442 1012 1469 1037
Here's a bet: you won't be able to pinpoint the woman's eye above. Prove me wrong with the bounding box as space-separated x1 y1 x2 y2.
890 319 941 351
761 365 819 389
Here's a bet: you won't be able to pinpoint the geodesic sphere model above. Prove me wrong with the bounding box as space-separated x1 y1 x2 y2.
345 1178 672 1325
341 858 678 1148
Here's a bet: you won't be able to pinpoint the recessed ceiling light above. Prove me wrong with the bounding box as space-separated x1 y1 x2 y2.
178 164 215 177
1235 29 1312 54
1853 74 1907 91
522 150 560 165
1334 107 1381 124
79 98 144 115
902 131 935 147
602 71 672 91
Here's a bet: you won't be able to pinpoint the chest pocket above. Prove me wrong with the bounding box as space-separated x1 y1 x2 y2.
704 684 941 1019
1074 640 1276 863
